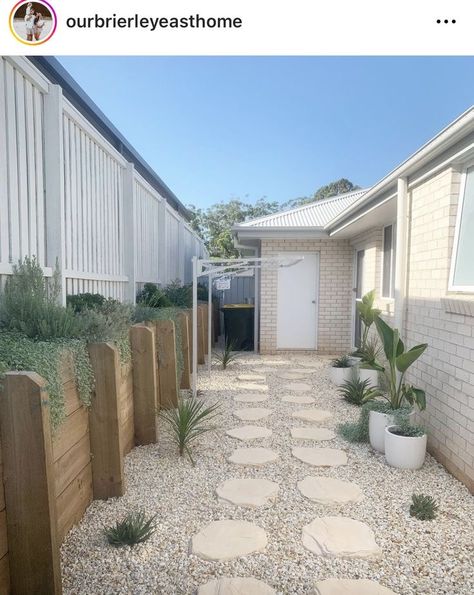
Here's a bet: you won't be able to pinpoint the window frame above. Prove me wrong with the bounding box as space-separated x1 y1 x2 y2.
381 222 396 299
449 162 474 293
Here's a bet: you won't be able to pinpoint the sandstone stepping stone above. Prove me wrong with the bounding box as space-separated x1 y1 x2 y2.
292 448 347 467
312 579 396 595
237 374 266 382
277 371 310 380
282 395 315 404
217 478 279 507
192 520 267 561
236 382 268 392
234 393 268 403
234 408 272 421
226 425 272 441
302 517 381 558
291 428 336 441
199 577 276 595
284 382 312 393
292 409 332 423
229 447 279 466
297 477 363 504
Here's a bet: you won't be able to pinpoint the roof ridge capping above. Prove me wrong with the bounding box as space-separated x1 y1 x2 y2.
236 187 369 229
326 105 474 233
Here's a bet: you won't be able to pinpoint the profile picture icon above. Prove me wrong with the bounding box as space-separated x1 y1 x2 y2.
10 1 57 45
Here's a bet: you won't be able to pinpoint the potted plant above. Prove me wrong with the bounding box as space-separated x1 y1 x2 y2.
366 316 427 453
385 421 427 469
329 355 354 386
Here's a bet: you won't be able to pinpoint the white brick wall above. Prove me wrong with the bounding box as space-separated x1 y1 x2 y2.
404 167 474 492
260 238 353 354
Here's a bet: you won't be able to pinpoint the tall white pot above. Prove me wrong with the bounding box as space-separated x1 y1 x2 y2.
359 368 379 388
384 426 427 469
329 366 354 387
369 410 393 453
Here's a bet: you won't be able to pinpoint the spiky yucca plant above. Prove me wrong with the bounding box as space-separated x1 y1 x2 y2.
104 511 156 547
338 377 380 406
213 341 239 370
159 398 220 465
409 494 438 521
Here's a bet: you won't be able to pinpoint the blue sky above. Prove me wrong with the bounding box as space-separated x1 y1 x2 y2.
59 56 474 209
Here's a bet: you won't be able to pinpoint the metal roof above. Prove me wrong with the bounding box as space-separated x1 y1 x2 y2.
237 189 369 229
28 57 190 219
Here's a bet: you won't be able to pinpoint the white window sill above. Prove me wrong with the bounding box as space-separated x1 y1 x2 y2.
442 297 474 317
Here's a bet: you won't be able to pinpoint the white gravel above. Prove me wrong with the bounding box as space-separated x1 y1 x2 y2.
61 354 474 595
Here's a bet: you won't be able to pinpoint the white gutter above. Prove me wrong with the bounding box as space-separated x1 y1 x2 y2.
394 178 409 334
326 106 474 232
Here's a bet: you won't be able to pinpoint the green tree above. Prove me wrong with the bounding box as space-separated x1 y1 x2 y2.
283 178 360 210
187 197 279 258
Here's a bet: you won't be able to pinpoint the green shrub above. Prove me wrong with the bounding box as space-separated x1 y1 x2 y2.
163 280 192 308
410 494 438 520
136 283 172 308
66 293 106 312
337 400 390 443
0 257 80 340
77 299 132 362
104 511 156 547
339 377 380 406
159 398 220 465
0 332 93 429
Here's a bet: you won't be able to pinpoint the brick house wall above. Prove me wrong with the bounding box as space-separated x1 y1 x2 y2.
404 167 474 492
259 238 353 354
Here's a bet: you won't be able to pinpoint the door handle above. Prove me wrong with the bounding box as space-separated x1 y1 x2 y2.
312 300 316 304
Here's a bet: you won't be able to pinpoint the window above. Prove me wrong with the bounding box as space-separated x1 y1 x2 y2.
450 165 474 291
382 224 396 298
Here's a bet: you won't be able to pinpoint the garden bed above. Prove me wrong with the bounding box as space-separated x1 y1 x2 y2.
60 354 473 594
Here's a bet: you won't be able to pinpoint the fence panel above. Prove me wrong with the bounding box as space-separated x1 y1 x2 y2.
165 206 180 283
0 57 48 284
134 174 162 285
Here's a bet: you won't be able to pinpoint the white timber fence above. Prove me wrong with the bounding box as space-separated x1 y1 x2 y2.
0 56 207 302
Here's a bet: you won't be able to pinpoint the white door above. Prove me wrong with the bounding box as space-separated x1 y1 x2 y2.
277 252 319 349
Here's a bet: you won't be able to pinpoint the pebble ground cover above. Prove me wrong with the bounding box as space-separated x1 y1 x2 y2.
61 354 474 594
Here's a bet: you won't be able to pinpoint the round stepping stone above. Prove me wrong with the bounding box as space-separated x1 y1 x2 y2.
234 408 272 421
292 447 347 467
237 374 266 382
199 578 276 595
217 478 279 507
298 477 363 504
312 579 396 595
292 409 332 423
291 428 336 441
192 520 267 561
302 517 381 558
236 382 268 392
282 395 315 404
229 447 279 466
276 371 310 380
284 382 312 393
234 393 268 403
226 425 272 441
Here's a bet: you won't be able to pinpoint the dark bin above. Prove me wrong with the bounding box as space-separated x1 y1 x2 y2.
222 304 254 351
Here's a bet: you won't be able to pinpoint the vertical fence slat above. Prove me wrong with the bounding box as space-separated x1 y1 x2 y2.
0 372 62 594
130 325 158 444
155 320 179 409
197 306 205 365
88 343 125 499
178 312 191 390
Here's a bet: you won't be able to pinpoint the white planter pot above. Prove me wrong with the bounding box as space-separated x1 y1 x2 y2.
348 356 362 366
384 426 427 470
369 410 393 453
359 368 379 388
329 366 354 386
